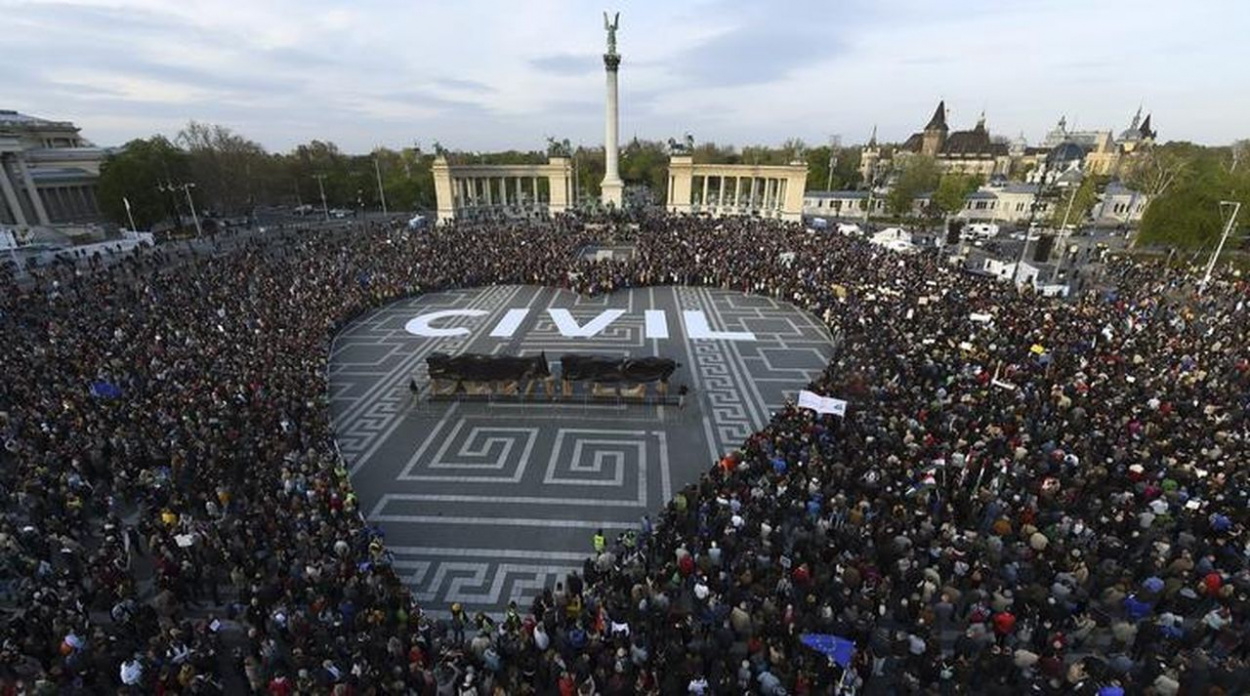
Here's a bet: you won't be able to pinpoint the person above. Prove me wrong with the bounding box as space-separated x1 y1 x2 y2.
450 602 468 647
4 210 1249 694
592 528 606 555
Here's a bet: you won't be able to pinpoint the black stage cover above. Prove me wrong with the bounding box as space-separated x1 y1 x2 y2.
559 354 678 383
426 353 552 382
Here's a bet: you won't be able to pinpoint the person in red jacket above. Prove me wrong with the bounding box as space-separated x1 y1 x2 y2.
992 610 1016 644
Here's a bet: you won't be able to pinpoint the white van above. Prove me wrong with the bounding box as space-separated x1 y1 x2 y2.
962 223 999 240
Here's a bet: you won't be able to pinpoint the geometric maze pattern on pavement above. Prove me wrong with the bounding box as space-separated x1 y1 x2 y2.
329 285 835 613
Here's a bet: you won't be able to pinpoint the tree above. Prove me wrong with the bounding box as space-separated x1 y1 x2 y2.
1226 139 1249 175
779 138 807 163
887 156 939 217
1136 143 1250 248
373 146 433 211
1123 142 1196 198
97 136 191 229
805 146 862 192
931 173 983 217
176 121 270 214
620 139 670 203
1048 176 1103 229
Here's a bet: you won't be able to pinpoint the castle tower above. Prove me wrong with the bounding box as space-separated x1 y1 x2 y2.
859 125 880 186
921 101 948 157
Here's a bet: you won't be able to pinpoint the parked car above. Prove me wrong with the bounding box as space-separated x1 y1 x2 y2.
961 223 999 240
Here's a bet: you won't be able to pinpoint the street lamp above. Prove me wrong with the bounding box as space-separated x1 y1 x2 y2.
312 174 330 222
374 156 388 216
122 196 138 233
1012 182 1052 287
1200 201 1242 295
826 135 841 191
1048 184 1081 284
158 181 202 237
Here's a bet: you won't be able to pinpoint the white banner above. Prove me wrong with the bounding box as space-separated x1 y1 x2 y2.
798 390 847 417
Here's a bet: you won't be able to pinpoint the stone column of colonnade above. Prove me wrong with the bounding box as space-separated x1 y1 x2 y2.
0 156 28 226
16 158 50 225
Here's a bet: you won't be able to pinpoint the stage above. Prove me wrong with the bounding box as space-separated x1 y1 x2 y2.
329 285 835 612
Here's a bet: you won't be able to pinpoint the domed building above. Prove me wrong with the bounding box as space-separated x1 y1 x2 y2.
1083 107 1157 176
1027 140 1088 185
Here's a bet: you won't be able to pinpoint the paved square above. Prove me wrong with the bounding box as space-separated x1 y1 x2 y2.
329 285 835 612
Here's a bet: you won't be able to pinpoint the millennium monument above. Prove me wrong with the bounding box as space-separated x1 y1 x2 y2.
599 12 624 208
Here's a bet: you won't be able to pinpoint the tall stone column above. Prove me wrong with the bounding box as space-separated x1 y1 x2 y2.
600 13 624 208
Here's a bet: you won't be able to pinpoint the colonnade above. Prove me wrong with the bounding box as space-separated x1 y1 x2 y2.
673 175 791 215
453 175 563 212
432 156 573 224
665 156 807 222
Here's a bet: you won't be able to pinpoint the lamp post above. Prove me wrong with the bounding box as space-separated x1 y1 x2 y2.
1200 201 1242 295
158 182 202 237
122 196 138 233
1049 184 1080 283
312 174 330 222
1012 188 1047 287
374 156 388 216
826 134 841 191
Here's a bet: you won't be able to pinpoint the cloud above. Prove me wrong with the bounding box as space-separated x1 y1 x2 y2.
4 0 1248 151
530 53 600 76
670 23 837 87
432 78 495 94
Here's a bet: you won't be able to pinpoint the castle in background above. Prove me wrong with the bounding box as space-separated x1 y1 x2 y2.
858 102 1158 186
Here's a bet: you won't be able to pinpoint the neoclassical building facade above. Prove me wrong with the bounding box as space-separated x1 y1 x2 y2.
0 110 107 228
666 155 807 221
432 156 573 224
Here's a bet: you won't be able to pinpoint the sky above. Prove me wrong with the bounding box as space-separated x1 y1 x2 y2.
4 0 1249 154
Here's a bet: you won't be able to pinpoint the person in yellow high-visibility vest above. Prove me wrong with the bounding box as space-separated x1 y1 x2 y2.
592 528 606 554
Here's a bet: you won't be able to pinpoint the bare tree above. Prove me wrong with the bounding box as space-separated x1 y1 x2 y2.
1124 146 1192 197
1228 139 1250 174
177 121 270 214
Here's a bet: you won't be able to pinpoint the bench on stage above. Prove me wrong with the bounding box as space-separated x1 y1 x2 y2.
424 352 681 404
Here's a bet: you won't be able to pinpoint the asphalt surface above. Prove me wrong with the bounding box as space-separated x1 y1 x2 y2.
329 285 837 614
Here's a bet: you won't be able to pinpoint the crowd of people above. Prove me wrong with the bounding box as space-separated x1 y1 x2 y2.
1 213 1247 694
